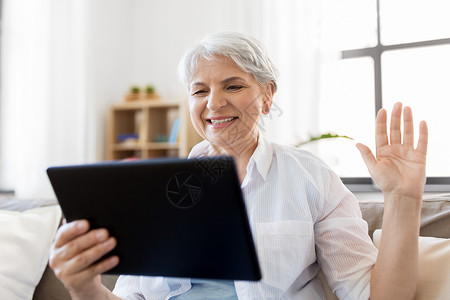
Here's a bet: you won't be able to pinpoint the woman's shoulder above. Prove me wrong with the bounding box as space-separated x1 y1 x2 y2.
188 140 210 158
269 140 330 170
264 140 337 189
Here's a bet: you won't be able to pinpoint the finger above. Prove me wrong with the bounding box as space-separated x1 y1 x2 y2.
66 237 118 275
87 255 119 276
54 220 90 248
58 228 110 261
389 102 403 144
402 106 414 147
356 143 377 171
375 108 388 156
416 120 428 155
71 255 119 284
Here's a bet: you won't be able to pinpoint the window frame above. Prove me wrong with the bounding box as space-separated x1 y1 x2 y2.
340 0 450 192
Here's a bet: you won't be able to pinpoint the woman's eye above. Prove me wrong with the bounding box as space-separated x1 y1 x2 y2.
192 90 207 96
227 85 244 91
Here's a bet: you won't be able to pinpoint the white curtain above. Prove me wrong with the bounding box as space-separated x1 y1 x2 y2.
0 0 329 199
258 0 326 146
0 0 91 199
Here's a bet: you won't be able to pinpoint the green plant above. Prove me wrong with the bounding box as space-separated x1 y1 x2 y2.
145 85 155 94
130 86 141 94
296 132 353 147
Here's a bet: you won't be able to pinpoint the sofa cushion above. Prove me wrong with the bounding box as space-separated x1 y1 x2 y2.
0 205 61 300
0 195 120 300
373 230 450 300
420 194 450 238
359 193 450 239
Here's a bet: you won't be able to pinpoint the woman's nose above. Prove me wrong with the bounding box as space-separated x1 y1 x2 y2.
206 91 227 111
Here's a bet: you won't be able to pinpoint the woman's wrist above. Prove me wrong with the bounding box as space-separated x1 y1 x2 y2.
384 188 422 210
381 193 422 236
383 192 422 209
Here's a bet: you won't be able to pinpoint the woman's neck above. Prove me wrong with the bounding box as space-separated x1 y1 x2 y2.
209 135 259 184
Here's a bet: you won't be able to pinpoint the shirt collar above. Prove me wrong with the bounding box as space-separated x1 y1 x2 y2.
189 135 273 182
247 135 273 181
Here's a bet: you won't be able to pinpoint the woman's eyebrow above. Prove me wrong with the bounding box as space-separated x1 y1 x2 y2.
190 82 206 89
222 77 246 84
191 77 246 89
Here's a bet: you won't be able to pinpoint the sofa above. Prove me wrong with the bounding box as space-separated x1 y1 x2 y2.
1 193 449 300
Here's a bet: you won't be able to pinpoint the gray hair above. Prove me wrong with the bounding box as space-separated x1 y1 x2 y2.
178 31 279 92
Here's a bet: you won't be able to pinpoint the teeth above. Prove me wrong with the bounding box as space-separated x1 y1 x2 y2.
210 117 235 124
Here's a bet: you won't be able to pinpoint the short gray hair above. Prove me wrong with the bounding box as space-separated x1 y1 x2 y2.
178 31 279 92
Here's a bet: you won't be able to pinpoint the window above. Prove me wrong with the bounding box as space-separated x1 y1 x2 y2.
318 0 450 190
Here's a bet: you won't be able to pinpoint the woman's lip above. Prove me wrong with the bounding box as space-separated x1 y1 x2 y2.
206 117 238 128
208 116 236 120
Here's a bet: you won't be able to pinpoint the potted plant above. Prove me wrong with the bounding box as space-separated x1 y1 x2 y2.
125 86 142 102
144 85 159 100
296 132 354 169
295 132 353 147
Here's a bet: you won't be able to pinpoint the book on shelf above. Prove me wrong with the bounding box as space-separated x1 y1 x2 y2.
117 133 139 145
168 118 180 144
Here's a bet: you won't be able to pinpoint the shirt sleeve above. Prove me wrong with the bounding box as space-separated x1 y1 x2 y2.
314 169 378 300
112 275 146 300
113 275 191 300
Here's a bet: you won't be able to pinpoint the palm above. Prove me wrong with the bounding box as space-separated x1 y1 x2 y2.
357 103 428 198
372 145 426 197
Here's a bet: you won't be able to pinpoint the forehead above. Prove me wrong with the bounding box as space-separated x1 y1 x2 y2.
190 56 252 84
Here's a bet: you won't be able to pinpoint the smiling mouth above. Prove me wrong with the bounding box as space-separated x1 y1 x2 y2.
208 117 238 124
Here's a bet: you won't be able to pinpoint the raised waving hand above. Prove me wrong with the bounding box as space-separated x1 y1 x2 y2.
356 102 428 199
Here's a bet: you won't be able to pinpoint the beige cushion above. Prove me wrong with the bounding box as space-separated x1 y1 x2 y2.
0 206 61 300
373 230 450 300
360 194 450 239
0 195 118 300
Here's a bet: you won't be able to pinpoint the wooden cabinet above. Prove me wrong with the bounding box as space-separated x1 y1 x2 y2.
106 100 202 160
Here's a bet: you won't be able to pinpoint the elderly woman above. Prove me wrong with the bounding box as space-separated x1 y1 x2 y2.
50 32 428 300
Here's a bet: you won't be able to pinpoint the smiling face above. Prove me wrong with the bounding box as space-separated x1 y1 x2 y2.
189 56 273 155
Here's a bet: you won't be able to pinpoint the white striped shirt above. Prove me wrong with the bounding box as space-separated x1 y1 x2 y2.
113 136 377 300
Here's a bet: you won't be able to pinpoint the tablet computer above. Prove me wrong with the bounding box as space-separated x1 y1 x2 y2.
46 156 261 281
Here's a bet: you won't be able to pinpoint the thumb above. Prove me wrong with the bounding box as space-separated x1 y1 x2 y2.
356 143 377 171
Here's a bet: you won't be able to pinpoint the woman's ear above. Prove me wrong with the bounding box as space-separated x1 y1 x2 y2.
262 81 275 115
